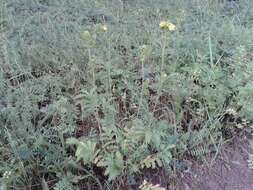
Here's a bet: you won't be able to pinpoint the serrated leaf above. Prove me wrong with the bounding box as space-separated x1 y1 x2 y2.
104 151 124 181
141 155 162 169
67 139 97 165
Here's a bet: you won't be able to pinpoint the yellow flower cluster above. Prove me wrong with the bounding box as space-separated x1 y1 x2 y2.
81 24 107 42
159 21 176 31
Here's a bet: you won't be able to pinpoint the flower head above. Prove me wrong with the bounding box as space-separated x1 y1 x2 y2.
159 21 176 31
81 30 95 46
82 30 92 40
100 24 108 32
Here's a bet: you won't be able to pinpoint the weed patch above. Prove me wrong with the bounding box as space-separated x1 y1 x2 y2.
1 0 253 189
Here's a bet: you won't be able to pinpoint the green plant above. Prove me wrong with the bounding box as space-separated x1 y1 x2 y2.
66 138 98 164
2 0 253 189
139 180 166 190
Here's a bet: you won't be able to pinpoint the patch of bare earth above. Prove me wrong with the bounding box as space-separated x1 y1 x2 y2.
178 135 253 190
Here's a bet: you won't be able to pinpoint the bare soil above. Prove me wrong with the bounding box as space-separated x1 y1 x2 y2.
179 135 253 190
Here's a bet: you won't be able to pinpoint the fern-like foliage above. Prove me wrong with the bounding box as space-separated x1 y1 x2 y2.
102 151 125 181
189 145 209 157
2 0 253 189
66 138 98 164
53 178 74 190
139 180 166 190
140 155 162 169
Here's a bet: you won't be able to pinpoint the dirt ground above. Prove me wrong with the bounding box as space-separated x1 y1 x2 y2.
179 135 253 190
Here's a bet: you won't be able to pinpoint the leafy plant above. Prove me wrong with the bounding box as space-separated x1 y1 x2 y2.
66 138 98 164
2 0 253 189
139 180 166 190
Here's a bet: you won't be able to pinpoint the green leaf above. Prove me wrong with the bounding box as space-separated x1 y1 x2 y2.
75 141 97 164
139 180 166 190
66 138 80 145
144 129 152 145
67 139 97 165
104 151 124 181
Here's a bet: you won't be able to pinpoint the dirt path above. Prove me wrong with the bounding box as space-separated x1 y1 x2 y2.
181 136 253 190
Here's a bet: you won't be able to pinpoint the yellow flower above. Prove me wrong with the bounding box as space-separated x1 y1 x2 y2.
159 21 176 31
81 30 95 46
100 24 108 32
81 30 92 41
